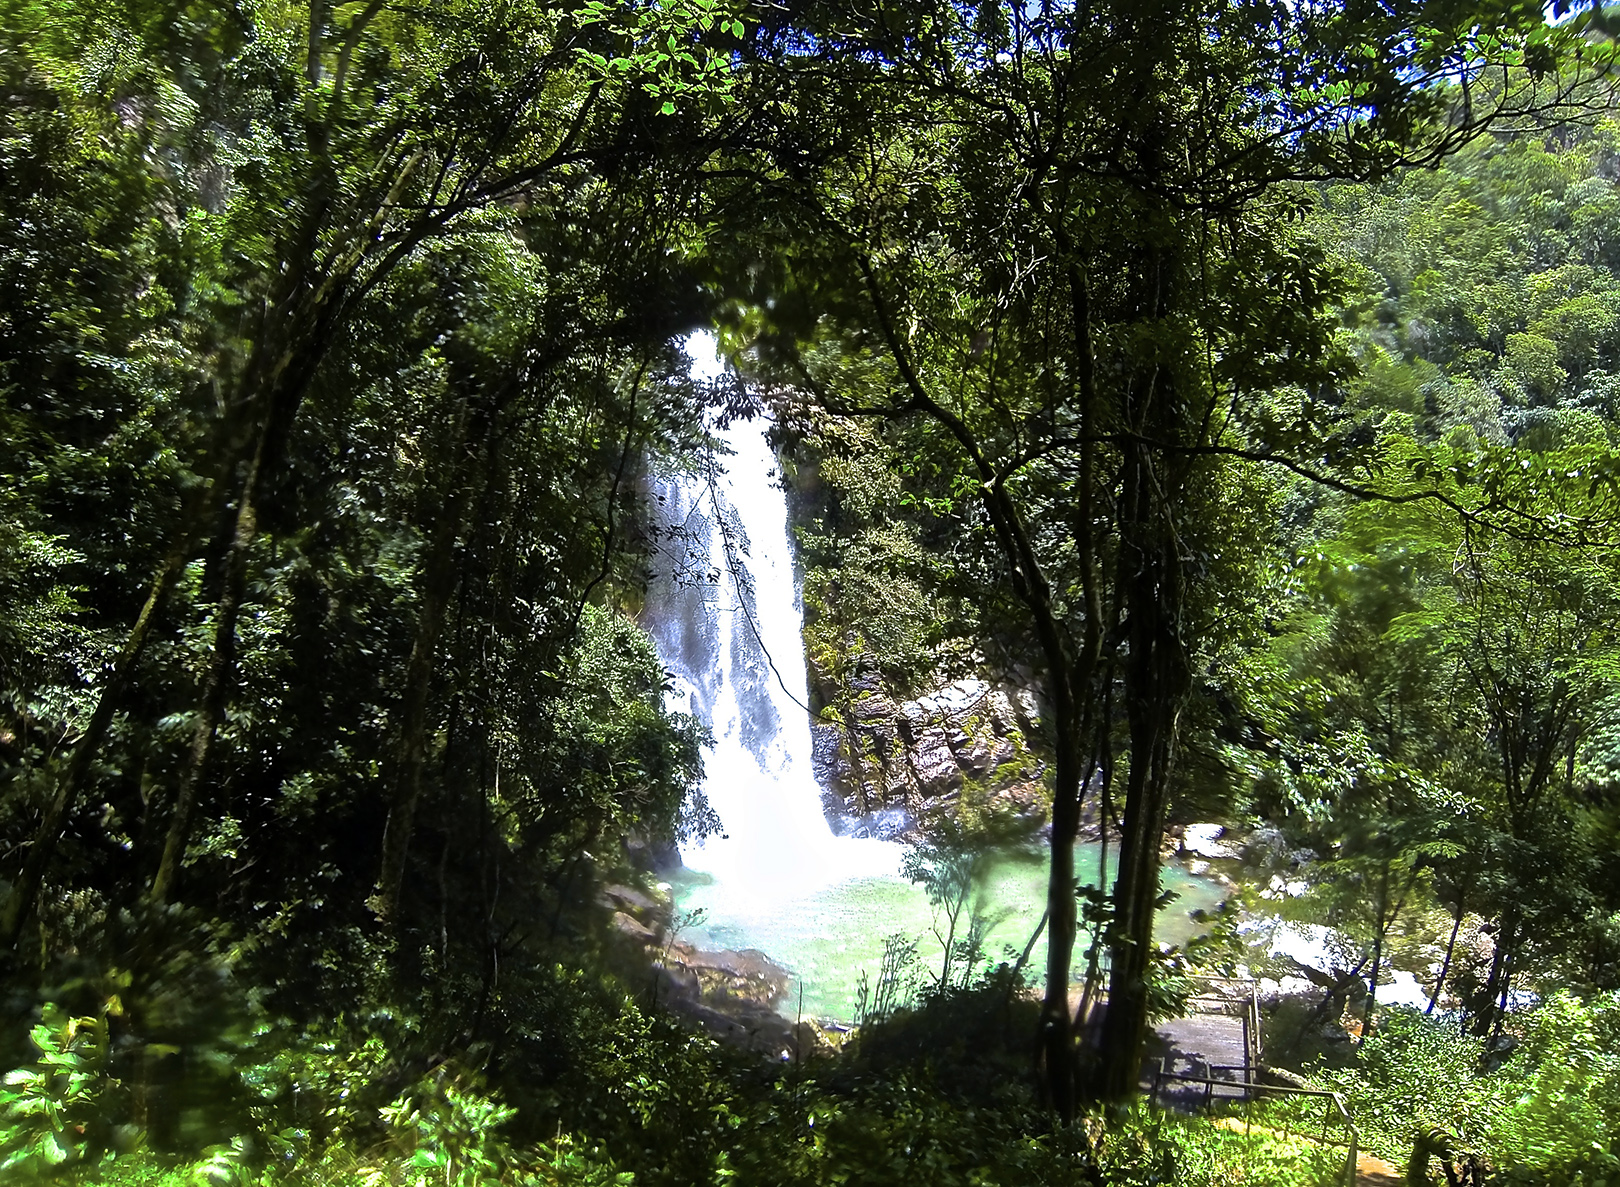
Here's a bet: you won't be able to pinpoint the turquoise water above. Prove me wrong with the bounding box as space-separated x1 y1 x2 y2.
669 841 1226 1021
645 383 1228 1024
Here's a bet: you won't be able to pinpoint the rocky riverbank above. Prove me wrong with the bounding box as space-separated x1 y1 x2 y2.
1157 821 1513 1064
600 881 835 1060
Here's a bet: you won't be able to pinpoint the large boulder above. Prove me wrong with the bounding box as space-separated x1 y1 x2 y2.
1180 823 1242 860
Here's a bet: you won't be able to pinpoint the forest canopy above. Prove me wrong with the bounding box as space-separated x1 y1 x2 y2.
1 0 1619 1183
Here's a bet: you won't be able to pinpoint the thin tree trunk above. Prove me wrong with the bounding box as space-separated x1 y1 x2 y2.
1071 755 1104 1038
0 543 191 944
1470 909 1516 1037
1040 714 1083 1117
1490 949 1514 1045
372 355 557 930
1038 240 1108 1118
1008 907 1049 1001
1073 661 1118 1062
937 886 962 989
150 431 268 904
1360 859 1391 1045
856 253 1093 1116
141 146 445 904
148 252 355 904
1427 894 1465 1016
1096 679 1181 1100
371 457 473 926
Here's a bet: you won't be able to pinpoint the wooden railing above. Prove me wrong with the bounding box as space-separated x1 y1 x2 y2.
1147 1062 1360 1187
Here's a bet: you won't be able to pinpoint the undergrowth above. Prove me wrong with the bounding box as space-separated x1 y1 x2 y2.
0 975 1339 1187
1305 995 1620 1184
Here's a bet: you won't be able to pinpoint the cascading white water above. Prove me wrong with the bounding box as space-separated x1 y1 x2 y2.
645 336 899 900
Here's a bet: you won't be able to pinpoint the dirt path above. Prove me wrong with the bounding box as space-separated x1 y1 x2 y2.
1354 1151 1403 1187
1208 1118 1402 1185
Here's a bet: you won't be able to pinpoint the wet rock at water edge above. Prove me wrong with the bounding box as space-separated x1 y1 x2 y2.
1244 826 1318 867
611 911 658 944
1179 823 1242 860
842 806 914 841
599 882 672 933
620 922 822 1060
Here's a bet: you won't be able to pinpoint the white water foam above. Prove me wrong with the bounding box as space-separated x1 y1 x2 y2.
645 334 898 905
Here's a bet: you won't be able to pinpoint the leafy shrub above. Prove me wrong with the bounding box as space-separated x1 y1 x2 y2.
0 1004 118 1176
1309 994 1620 1180
0 974 1373 1187
1101 1104 1344 1187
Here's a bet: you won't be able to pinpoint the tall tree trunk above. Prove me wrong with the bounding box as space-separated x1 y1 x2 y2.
1427 895 1465 1015
148 283 344 903
1094 620 1184 1095
1036 241 1108 1118
1094 395 1190 1101
1490 948 1514 1045
1360 859 1392 1044
0 543 192 944
150 431 269 904
1039 698 1084 1118
121 145 425 904
371 477 472 926
371 375 504 927
1470 908 1517 1037
1073 746 1110 1051
856 253 1097 1115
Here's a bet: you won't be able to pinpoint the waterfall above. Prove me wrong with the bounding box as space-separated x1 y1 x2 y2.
644 335 898 904
640 334 1219 1020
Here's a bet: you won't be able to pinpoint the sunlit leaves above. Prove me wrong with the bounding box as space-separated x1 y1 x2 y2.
0 1005 109 1175
1313 993 1620 1168
573 0 747 113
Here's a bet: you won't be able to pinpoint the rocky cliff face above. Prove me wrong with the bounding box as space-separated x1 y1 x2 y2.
808 654 1050 837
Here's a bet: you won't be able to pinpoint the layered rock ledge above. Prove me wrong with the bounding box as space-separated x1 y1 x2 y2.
810 658 1050 837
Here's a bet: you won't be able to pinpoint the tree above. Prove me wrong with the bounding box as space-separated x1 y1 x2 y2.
0 0 746 942
719 0 1615 1108
902 816 1013 991
0 8 751 1126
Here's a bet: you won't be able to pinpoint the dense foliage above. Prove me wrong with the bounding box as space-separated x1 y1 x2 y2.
1309 996 1620 1179
3 0 1620 1180
0 0 737 1172
1233 122 1620 1037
